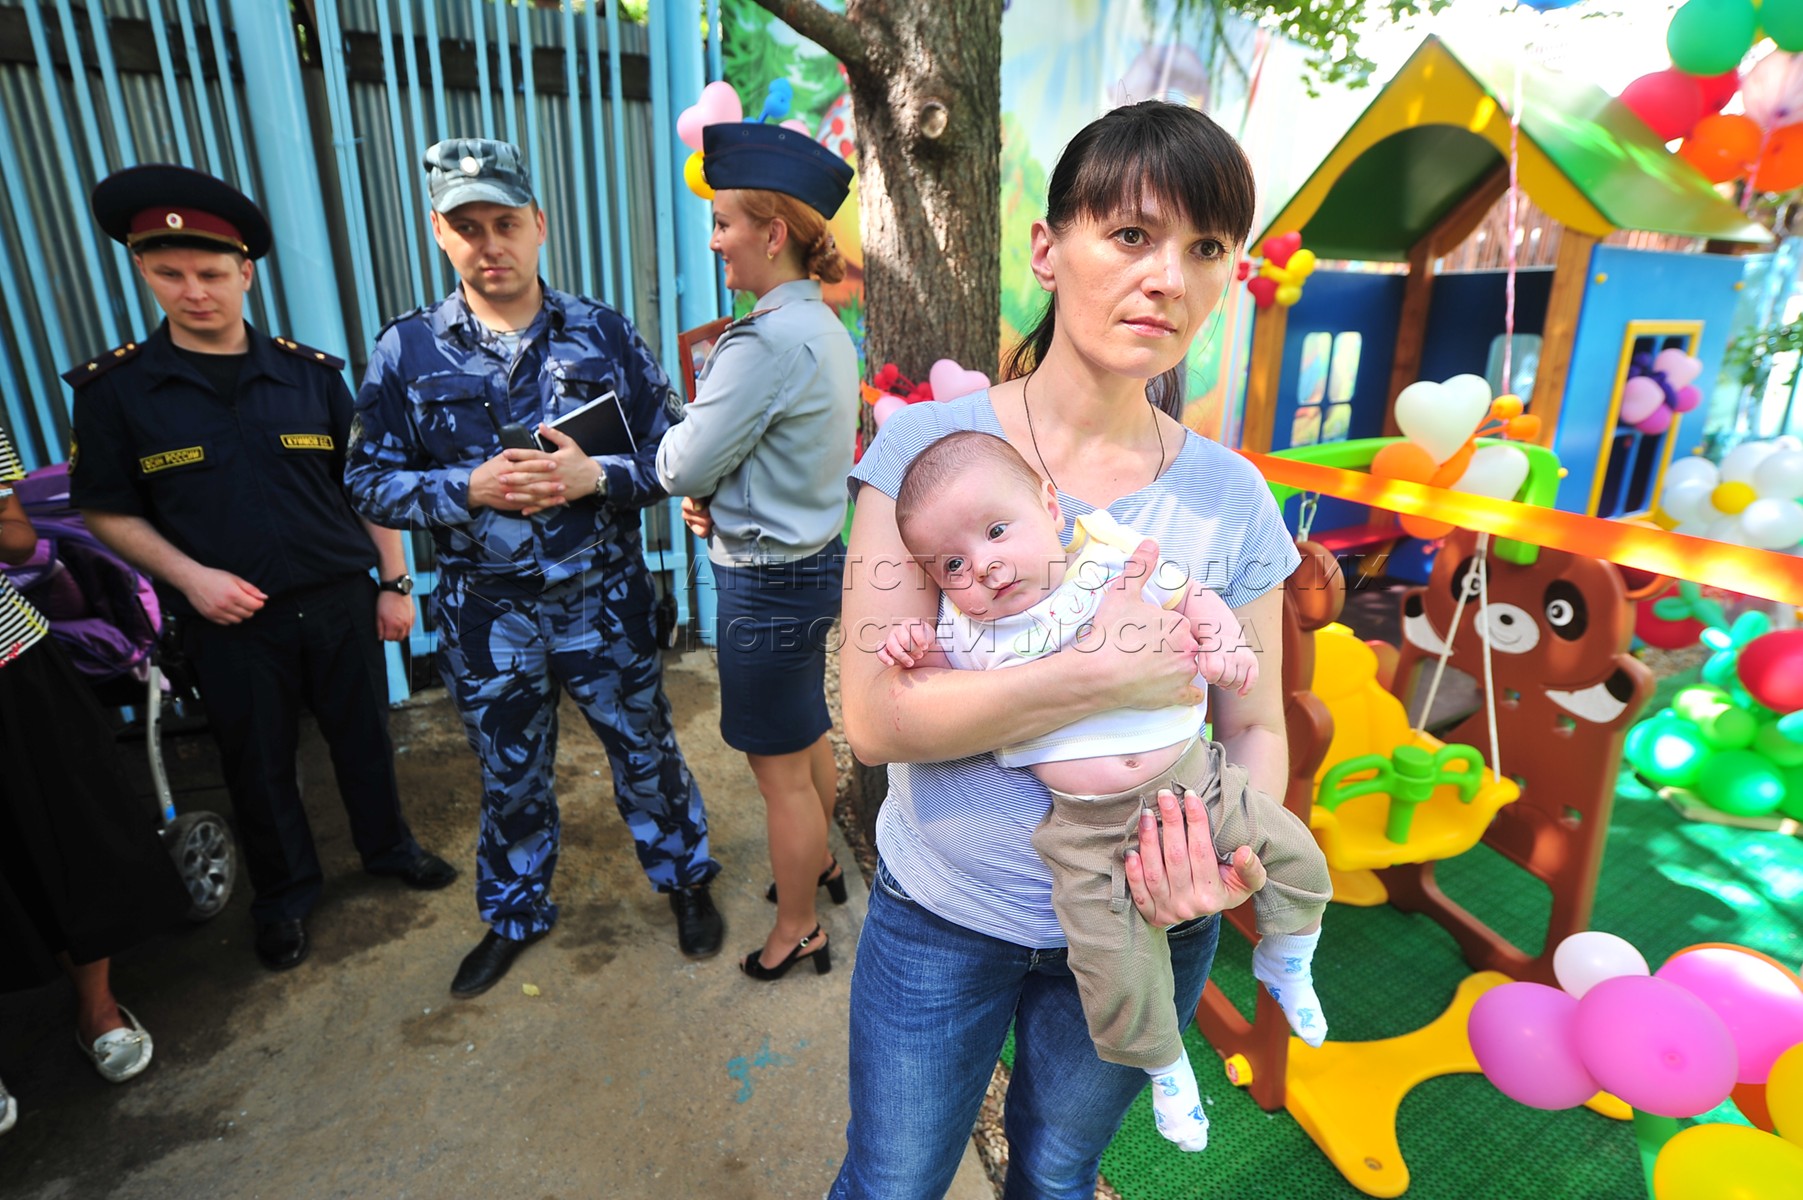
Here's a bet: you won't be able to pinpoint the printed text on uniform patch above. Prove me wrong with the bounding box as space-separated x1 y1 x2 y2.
139 446 205 473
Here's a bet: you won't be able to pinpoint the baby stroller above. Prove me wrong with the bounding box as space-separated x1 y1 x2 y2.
2 463 236 921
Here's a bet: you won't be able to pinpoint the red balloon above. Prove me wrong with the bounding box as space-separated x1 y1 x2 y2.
1695 69 1742 113
1751 123 1803 192
1621 69 1707 141
1738 629 1803 713
1635 585 1706 650
1246 275 1279 309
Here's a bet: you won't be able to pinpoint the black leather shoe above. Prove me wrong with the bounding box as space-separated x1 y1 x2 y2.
369 851 459 891
670 884 723 959
450 929 546 998
254 919 309 972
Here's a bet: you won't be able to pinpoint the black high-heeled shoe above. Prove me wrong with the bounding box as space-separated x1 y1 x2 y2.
740 926 831 980
764 858 849 906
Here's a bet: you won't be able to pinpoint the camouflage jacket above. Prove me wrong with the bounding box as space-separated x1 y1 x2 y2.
346 285 677 589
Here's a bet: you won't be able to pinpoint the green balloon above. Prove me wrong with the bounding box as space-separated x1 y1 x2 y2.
1701 706 1759 750
1668 0 1759 77
1757 719 1803 767
1781 766 1803 821
1698 749 1787 817
1763 0 1803 52
1626 714 1710 788
1673 685 1730 724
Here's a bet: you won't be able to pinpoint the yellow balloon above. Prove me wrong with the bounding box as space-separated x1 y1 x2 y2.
1652 508 1681 531
1289 248 1317 277
684 151 713 200
1653 1123 1803 1200
1771 1042 1803 1145
1713 480 1757 515
1275 284 1303 307
1258 260 1285 281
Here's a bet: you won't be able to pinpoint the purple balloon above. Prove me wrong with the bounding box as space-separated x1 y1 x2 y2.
1637 406 1674 436
1620 376 1667 425
1656 949 1803 1084
1572 975 1738 1117
1673 385 1703 413
1469 982 1601 1110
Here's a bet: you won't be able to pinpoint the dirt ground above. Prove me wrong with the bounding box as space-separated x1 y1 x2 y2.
0 649 988 1200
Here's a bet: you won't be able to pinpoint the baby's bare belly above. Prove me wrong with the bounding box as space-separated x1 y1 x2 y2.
1030 739 1190 798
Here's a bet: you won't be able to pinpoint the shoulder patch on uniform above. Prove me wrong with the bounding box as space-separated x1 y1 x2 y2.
61 341 144 388
727 308 772 331
272 336 346 370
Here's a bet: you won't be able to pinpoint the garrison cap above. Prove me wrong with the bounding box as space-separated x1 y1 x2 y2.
702 123 853 218
91 164 271 259
424 139 536 213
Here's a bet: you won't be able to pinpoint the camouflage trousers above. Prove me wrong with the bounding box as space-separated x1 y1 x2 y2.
435 564 717 939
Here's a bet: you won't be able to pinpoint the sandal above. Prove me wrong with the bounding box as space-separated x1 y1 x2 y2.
76 1005 154 1084
739 926 832 981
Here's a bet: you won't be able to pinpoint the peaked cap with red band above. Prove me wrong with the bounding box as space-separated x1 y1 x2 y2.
91 164 272 259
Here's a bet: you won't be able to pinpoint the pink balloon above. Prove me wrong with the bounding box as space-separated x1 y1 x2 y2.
1654 347 1704 389
1743 50 1803 132
1637 406 1675 436
676 80 743 151
1673 385 1703 413
1468 983 1601 1110
1656 948 1803 1084
1620 376 1668 425
1573 975 1738 1117
780 119 811 134
928 358 991 404
872 395 907 429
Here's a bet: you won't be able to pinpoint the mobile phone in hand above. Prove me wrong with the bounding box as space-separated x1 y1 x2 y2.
498 423 540 452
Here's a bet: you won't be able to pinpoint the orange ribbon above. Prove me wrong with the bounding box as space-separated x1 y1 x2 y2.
1241 450 1803 606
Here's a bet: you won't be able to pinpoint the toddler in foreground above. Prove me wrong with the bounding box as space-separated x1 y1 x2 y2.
880 431 1331 1153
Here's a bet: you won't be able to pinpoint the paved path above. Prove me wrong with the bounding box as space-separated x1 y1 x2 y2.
0 651 990 1199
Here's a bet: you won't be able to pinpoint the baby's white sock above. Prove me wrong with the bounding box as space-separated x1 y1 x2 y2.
1145 1048 1209 1152
1252 927 1327 1047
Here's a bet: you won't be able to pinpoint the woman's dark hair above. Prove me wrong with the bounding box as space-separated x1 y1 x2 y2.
1003 101 1257 418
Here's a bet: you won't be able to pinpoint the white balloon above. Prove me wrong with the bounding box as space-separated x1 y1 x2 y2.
1394 378 1489 465
1659 477 1719 523
1739 498 1803 550
1708 515 1753 546
1442 373 1494 410
1720 440 1781 485
1753 450 1803 502
1674 520 1716 538
1663 456 1719 491
1553 931 1649 999
1452 444 1530 501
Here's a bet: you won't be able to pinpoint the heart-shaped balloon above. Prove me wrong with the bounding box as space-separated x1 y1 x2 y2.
1620 376 1669 425
1454 443 1532 502
872 394 907 429
1654 347 1704 389
928 358 991 404
780 118 811 134
677 81 743 151
1246 276 1279 309
1394 376 1491 464
1263 230 1302 269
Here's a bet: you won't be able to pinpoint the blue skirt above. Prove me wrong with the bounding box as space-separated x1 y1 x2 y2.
713 539 845 756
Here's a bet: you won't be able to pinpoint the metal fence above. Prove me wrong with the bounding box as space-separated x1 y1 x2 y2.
0 0 725 696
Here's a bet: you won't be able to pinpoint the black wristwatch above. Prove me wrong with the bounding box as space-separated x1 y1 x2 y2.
378 573 414 596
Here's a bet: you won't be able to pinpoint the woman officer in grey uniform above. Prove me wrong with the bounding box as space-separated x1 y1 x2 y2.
656 122 857 982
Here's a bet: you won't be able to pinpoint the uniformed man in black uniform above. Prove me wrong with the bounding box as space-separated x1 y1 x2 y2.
67 165 456 972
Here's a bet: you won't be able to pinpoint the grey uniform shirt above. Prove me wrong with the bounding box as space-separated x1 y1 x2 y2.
655 279 857 565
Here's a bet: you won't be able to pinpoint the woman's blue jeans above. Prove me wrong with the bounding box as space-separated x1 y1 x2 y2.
828 861 1221 1200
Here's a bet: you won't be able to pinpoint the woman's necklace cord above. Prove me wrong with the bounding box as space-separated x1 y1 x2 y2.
1022 370 1167 497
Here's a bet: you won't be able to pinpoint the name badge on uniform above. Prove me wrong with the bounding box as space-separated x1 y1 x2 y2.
280 433 335 451
139 446 205 473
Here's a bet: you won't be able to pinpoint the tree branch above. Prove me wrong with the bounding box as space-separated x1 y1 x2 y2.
746 0 865 68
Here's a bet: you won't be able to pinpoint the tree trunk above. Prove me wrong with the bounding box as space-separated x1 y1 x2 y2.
749 0 1003 381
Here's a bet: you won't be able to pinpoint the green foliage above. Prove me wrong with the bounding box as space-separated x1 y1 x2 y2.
1175 0 1453 93
722 0 847 134
998 113 1049 345
1723 319 1803 393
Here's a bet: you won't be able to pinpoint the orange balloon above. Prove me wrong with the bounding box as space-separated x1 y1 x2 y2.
1681 113 1763 183
1371 440 1437 483
1506 415 1543 442
1430 441 1477 488
1490 395 1524 420
1737 1080 1779 1132
1752 123 1803 193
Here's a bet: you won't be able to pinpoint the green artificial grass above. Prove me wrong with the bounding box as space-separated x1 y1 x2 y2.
1093 747 1803 1197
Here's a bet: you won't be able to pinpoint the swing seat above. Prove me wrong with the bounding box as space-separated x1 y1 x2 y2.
1308 624 1519 883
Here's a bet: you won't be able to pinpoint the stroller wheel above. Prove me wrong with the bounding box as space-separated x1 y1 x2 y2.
165 812 236 922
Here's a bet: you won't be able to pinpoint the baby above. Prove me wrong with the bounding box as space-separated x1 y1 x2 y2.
881 431 1331 1153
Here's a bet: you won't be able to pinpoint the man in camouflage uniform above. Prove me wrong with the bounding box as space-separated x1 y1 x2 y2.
345 138 721 998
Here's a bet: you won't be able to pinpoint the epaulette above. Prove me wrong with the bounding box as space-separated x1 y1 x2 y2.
62 340 144 388
272 336 346 371
378 306 428 338
727 308 772 331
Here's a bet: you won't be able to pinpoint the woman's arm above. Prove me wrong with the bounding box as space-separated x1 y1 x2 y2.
839 486 1209 766
0 489 36 565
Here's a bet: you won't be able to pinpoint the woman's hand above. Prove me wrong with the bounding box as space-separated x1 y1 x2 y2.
1124 787 1267 926
1077 539 1204 711
680 496 713 539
